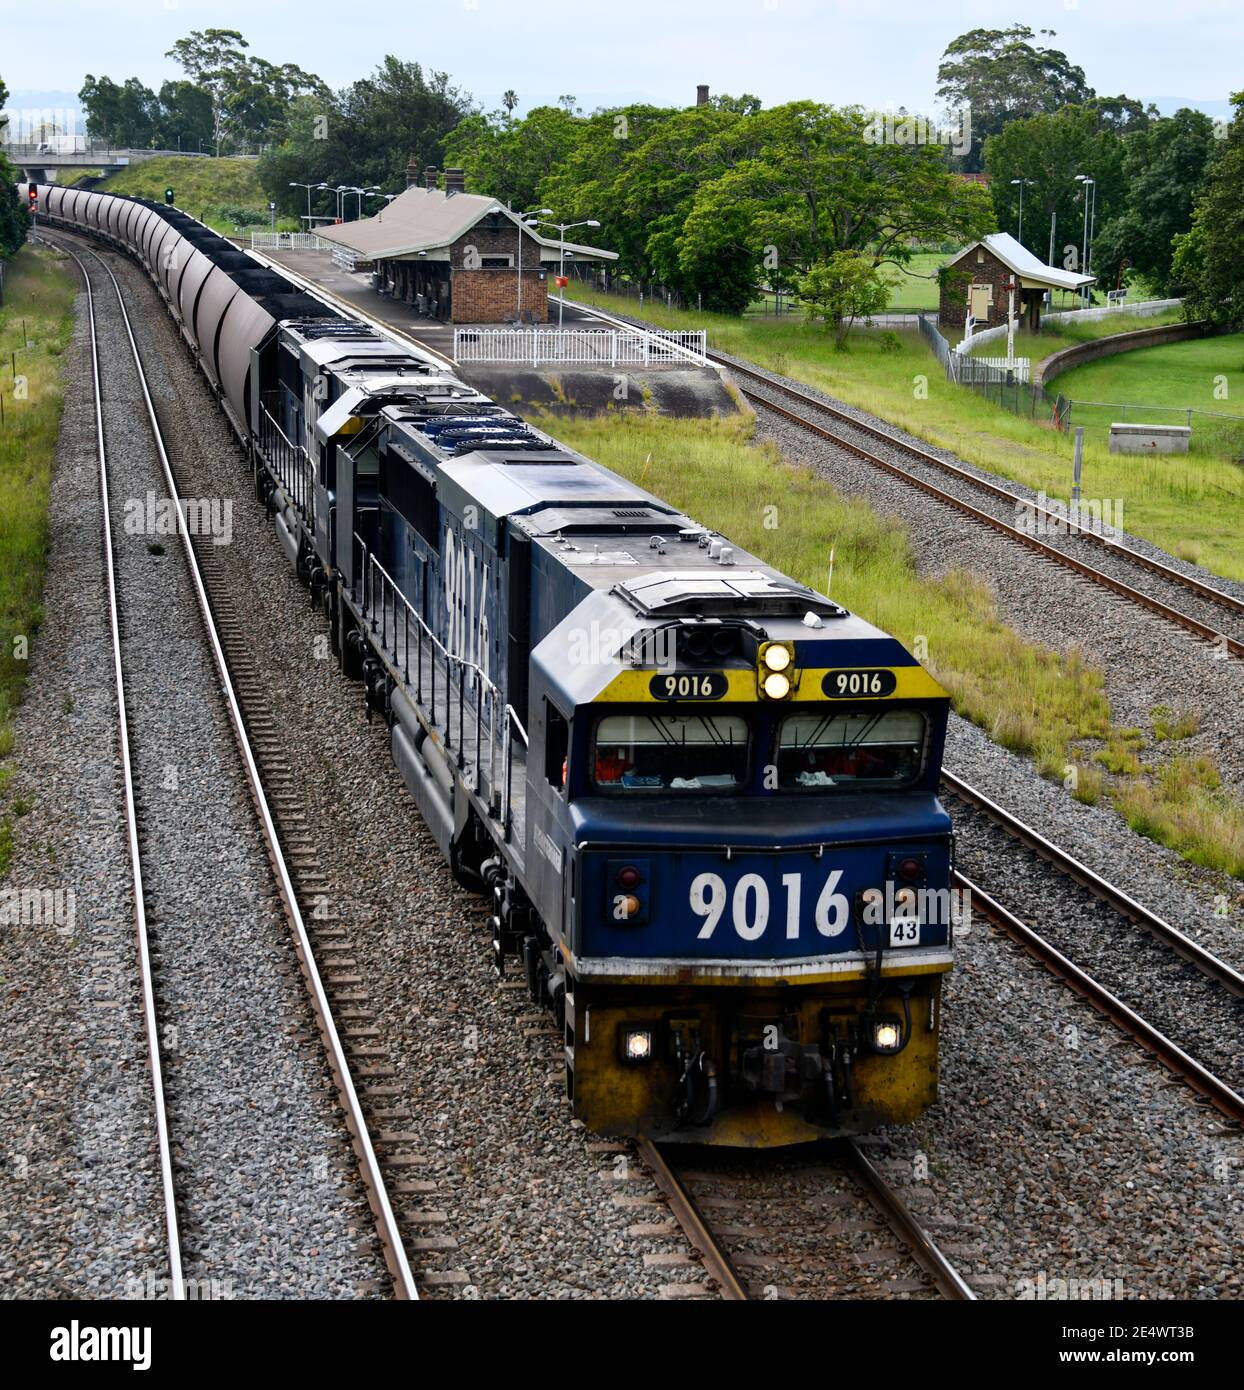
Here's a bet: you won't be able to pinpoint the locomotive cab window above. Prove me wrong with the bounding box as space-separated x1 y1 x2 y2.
776 709 926 789
591 712 748 792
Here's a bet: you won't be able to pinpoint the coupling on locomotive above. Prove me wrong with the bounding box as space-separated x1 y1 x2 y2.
34 181 962 1147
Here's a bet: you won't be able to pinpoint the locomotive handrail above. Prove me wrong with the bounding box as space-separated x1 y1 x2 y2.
355 538 525 839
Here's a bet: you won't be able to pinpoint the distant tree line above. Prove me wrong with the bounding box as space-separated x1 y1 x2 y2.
50 24 1244 325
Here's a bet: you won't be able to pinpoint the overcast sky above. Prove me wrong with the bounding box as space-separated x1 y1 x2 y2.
3 0 1239 122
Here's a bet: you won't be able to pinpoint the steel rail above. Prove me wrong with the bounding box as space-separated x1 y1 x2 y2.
838 1140 976 1300
740 385 1243 659
636 1140 749 1300
959 872 1244 1125
719 355 1244 624
66 236 419 1300
942 770 1244 998
59 237 186 1300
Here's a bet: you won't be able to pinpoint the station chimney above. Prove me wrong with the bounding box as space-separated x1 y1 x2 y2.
696 84 709 106
405 156 421 189
443 167 466 197
424 165 439 191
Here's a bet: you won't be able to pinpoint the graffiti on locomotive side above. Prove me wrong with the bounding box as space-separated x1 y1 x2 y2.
442 525 491 676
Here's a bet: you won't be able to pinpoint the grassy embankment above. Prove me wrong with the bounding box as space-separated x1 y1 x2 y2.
536 409 1244 879
564 281 1244 582
0 245 77 873
93 156 299 236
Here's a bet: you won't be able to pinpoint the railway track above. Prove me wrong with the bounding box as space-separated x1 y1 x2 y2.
728 368 1244 659
638 1138 976 1300
54 233 419 1301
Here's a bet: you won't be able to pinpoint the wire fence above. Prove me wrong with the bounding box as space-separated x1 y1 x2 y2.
920 313 1064 427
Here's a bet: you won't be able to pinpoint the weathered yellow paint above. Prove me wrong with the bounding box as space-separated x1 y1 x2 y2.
597 664 948 704
568 977 944 1146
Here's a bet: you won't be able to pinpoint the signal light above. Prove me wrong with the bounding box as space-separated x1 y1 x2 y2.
616 865 642 890
164 187 175 206
897 857 923 882
27 187 38 209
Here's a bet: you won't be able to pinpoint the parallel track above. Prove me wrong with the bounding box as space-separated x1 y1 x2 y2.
54 233 419 1300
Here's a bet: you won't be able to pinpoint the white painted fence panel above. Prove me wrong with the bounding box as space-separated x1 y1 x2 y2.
453 327 707 367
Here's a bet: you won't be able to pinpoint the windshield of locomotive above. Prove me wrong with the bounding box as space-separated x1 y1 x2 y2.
777 709 926 788
591 713 749 791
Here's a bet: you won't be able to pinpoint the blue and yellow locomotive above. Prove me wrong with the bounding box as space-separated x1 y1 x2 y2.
34 183 957 1146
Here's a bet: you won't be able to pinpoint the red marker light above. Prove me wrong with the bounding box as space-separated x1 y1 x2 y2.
897 857 923 882
616 865 642 889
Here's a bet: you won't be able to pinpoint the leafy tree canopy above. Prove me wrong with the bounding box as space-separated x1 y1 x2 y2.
937 25 1092 171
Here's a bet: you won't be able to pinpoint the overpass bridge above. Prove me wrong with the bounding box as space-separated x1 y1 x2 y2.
3 145 208 181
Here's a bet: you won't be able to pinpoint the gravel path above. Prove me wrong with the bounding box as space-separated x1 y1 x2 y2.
1 238 386 1299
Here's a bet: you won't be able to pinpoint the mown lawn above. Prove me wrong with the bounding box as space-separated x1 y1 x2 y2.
0 244 77 872
535 409 1244 878
565 282 1244 581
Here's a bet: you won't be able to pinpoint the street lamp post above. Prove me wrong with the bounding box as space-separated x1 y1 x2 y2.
1010 178 1029 247
1075 174 1095 307
289 181 318 228
534 218 601 325
514 207 552 324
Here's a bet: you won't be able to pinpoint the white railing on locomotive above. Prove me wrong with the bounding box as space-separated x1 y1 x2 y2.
354 537 528 839
258 402 314 519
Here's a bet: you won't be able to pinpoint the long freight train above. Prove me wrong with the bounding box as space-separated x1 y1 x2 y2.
29 182 958 1147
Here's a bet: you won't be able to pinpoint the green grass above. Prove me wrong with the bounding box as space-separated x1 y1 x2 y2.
878 251 945 311
535 407 1244 880
565 281 1244 582
0 244 77 873
92 156 298 235
535 409 1110 776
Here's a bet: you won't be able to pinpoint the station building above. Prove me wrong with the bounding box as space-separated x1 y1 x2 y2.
316 165 618 325
938 232 1095 333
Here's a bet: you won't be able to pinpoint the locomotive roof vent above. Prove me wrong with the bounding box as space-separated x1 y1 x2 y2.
617 569 846 618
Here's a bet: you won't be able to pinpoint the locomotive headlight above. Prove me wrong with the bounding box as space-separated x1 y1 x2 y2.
621 1027 654 1062
762 671 791 700
761 642 792 673
871 1018 903 1053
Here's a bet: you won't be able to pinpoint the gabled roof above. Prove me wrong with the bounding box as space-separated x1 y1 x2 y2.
946 231 1095 291
316 185 617 262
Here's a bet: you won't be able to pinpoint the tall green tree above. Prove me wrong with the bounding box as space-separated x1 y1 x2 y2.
442 105 583 210
1092 108 1216 293
1171 94 1244 326
258 57 473 219
165 28 250 155
984 105 1126 275
937 25 1093 171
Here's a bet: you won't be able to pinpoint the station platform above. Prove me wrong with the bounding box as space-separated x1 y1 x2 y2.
256 247 605 363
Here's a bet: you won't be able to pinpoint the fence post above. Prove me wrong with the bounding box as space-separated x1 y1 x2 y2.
610 331 617 367
532 328 538 368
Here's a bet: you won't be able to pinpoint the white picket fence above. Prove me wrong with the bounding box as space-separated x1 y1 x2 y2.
453 327 708 367
249 231 336 251
968 355 1031 383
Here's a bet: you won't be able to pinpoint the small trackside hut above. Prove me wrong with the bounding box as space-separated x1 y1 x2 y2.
939 231 1096 333
315 165 618 324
